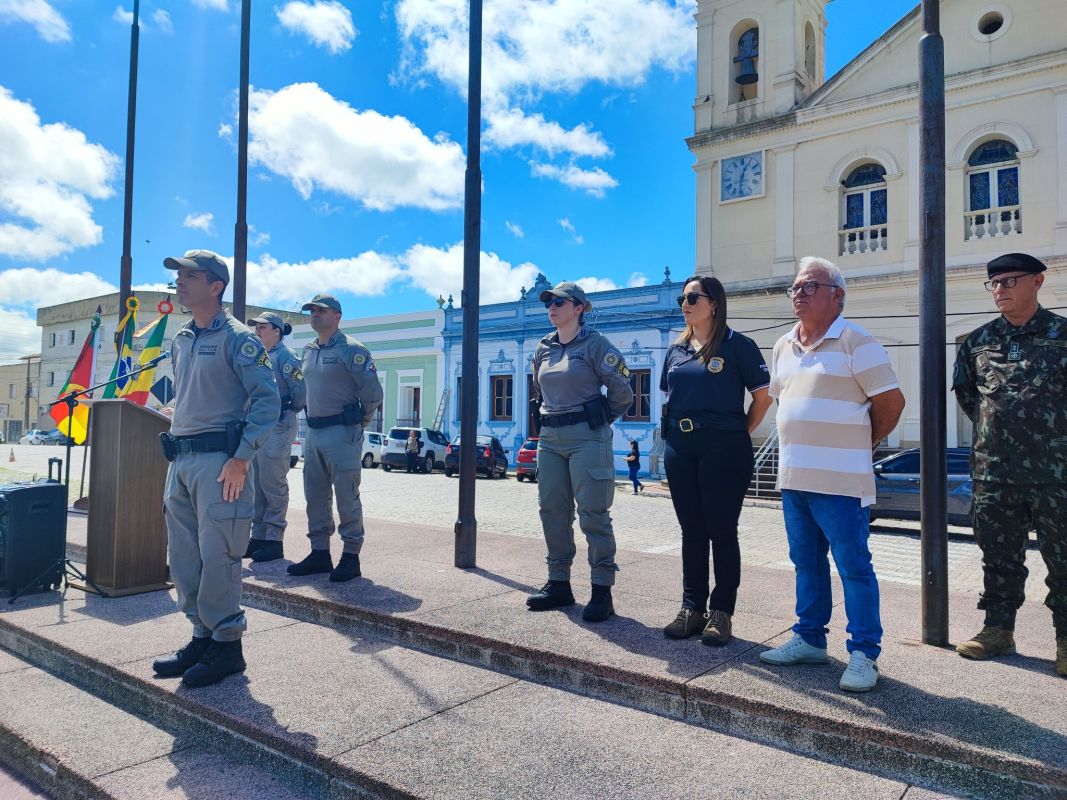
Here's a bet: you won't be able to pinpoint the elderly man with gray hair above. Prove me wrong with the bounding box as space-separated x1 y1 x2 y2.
761 256 905 692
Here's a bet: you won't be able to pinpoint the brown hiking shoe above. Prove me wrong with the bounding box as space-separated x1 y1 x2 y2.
956 626 1016 660
1056 636 1066 678
701 610 733 647
663 607 707 639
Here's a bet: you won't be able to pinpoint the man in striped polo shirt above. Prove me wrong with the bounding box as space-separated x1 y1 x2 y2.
760 256 905 692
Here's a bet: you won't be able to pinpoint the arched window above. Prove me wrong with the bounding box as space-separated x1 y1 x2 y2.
839 163 888 255
965 139 1021 240
733 26 759 103
804 22 816 79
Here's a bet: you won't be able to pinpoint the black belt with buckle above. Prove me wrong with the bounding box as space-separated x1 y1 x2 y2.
306 413 345 429
539 411 590 428
172 431 229 454
668 417 710 433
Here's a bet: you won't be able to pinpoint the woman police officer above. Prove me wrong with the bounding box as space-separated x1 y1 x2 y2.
243 311 306 562
526 282 634 622
660 275 772 644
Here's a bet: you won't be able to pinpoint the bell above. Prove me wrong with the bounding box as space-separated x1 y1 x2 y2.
734 56 758 85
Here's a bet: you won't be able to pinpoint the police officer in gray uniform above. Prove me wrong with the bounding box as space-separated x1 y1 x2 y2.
287 293 383 582
527 282 634 622
244 311 306 563
152 250 279 688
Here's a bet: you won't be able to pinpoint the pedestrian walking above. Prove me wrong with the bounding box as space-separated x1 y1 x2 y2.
152 250 279 688
760 257 905 692
952 252 1067 678
244 312 305 563
287 293 384 583
660 275 772 646
406 429 421 473
625 441 644 494
526 281 634 622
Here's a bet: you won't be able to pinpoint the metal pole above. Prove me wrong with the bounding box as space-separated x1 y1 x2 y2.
455 0 483 569
918 0 948 645
232 0 251 322
118 0 140 317
23 356 32 432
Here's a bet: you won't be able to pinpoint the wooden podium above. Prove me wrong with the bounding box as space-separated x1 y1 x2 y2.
83 400 172 596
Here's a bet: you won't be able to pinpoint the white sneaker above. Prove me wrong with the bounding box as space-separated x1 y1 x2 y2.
839 650 879 692
759 633 830 665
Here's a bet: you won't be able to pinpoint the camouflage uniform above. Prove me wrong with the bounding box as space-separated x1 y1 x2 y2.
952 306 1067 636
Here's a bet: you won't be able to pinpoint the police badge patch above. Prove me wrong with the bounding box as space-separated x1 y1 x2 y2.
237 340 262 365
603 352 620 369
353 353 367 368
282 362 293 375
707 357 725 373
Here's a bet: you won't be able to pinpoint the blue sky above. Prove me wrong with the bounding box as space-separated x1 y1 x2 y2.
0 0 916 361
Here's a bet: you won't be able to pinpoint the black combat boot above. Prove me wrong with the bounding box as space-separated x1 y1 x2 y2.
526 580 575 611
181 640 246 688
153 636 211 678
250 541 284 563
329 553 361 582
286 549 333 576
243 538 269 559
582 584 614 623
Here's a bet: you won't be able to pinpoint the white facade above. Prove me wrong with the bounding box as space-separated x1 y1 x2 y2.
689 0 1067 446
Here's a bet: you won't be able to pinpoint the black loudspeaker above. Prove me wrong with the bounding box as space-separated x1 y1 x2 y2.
0 482 68 598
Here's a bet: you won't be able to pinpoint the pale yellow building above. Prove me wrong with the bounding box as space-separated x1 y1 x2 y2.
689 0 1067 446
0 355 39 443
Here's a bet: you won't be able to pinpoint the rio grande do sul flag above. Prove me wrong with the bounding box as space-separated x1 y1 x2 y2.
49 307 101 444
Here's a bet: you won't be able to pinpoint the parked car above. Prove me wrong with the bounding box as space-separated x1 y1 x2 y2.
361 430 387 469
290 436 302 469
515 436 538 482
42 430 74 446
19 429 46 445
870 447 973 527
380 427 449 473
444 434 509 479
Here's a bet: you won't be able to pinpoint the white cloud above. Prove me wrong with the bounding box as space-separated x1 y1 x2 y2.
217 122 233 139
112 6 134 25
401 243 539 305
627 272 649 287
504 221 524 239
277 0 356 54
484 108 610 159
573 276 619 294
533 163 618 197
250 226 271 247
246 252 402 305
558 217 584 245
183 212 215 234
0 306 40 362
0 267 117 309
0 0 71 43
0 87 119 260
152 9 172 33
191 0 228 10
247 82 465 212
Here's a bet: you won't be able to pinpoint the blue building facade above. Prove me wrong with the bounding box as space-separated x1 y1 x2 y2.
442 270 685 475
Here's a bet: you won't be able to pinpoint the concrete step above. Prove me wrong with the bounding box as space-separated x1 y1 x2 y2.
0 647 318 800
0 589 952 800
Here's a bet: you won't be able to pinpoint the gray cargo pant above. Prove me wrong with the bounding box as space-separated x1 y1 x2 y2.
537 421 619 586
164 451 252 642
252 412 298 542
304 423 365 555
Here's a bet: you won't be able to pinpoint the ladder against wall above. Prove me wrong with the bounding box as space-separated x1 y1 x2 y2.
432 388 450 431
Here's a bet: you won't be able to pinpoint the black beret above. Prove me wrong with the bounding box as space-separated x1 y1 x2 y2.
986 252 1047 278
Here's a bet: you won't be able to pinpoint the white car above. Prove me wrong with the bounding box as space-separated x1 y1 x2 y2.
380 427 449 473
290 436 303 469
362 431 386 469
19 429 47 445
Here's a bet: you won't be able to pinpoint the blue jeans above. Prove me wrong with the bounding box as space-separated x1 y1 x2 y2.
782 490 882 660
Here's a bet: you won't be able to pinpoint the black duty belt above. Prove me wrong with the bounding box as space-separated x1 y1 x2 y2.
668 416 713 433
172 431 229 454
540 411 590 428
306 413 346 429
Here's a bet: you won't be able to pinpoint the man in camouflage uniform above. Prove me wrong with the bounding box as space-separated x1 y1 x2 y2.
952 252 1067 677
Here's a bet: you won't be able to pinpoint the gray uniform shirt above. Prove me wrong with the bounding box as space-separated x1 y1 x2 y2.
532 326 634 417
268 342 306 414
169 310 280 462
302 331 384 424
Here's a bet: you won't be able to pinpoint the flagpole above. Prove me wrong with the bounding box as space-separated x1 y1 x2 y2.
119 0 140 317
232 0 251 322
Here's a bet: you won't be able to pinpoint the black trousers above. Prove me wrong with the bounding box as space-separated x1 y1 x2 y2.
664 427 753 614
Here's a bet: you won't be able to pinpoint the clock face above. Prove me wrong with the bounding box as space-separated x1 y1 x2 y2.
720 152 764 201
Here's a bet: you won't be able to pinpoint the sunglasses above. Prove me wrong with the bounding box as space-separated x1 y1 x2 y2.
676 292 711 307
544 297 577 309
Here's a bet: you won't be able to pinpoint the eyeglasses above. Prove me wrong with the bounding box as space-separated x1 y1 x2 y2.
676 292 711 307
544 297 576 309
785 281 837 298
984 275 1031 291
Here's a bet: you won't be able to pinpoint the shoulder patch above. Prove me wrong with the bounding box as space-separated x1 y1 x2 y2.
282 362 294 376
353 352 367 367
237 337 267 367
603 352 620 369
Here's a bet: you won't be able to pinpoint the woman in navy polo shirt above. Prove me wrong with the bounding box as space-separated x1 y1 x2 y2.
660 275 772 645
